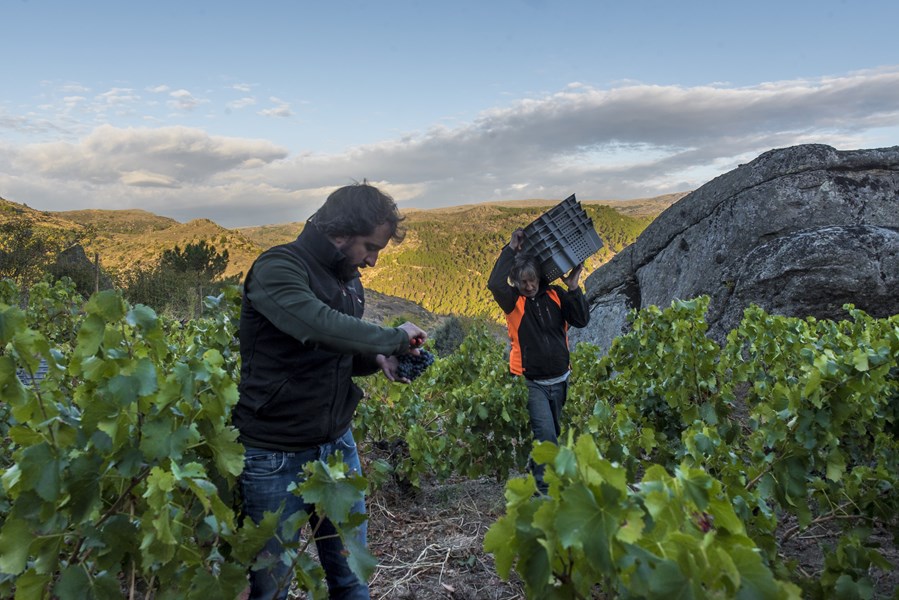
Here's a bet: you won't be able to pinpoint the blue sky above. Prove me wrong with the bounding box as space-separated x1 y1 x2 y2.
2 0 898 227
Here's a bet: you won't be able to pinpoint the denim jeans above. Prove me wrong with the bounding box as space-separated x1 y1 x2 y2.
240 428 370 600
525 378 568 494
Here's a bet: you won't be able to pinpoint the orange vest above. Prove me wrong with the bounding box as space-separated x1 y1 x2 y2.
505 288 567 376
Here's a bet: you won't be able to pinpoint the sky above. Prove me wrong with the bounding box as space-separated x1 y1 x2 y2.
1 0 898 228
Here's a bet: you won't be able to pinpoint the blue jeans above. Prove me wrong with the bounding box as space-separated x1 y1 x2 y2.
240 428 370 600
525 378 568 494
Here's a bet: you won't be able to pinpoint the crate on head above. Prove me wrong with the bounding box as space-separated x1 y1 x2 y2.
519 194 604 282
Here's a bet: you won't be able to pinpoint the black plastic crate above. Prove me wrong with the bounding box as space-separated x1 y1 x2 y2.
519 194 604 281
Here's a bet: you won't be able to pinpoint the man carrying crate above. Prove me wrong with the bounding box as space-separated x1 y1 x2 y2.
487 228 590 495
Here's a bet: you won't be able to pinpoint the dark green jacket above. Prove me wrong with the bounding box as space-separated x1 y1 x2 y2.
234 222 408 450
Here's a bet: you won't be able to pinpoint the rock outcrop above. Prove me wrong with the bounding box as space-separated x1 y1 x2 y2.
570 144 899 354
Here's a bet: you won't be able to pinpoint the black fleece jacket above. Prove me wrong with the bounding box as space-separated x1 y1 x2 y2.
487 245 590 380
234 222 409 450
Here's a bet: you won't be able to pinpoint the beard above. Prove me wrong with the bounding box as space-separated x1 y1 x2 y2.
336 257 361 281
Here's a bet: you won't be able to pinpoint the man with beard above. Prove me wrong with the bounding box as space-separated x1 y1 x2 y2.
234 183 427 600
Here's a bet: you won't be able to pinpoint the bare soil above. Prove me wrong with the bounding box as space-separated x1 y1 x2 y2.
366 476 524 600
361 476 898 599
275 473 898 599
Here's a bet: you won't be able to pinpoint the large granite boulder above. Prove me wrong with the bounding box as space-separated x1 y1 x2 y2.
570 144 899 354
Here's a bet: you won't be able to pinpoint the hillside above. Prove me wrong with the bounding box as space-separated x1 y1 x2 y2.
358 202 654 317
0 196 91 232
237 193 682 250
70 214 261 280
57 209 179 234
239 201 658 317
237 221 305 249
444 191 686 218
2 193 671 320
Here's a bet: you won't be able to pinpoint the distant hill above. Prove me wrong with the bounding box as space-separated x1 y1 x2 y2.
356 202 657 317
0 196 91 232
237 193 683 250
58 209 179 234
456 192 686 218
60 212 260 280
1 192 681 320
237 221 304 249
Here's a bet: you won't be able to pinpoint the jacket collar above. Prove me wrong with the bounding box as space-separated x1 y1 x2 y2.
295 221 359 281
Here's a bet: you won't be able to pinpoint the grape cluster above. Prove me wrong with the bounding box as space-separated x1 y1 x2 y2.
396 349 435 381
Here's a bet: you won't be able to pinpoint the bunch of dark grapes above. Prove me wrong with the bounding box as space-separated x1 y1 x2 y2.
396 350 435 381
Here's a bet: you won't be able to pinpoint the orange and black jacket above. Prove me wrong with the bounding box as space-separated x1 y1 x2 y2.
487 245 590 380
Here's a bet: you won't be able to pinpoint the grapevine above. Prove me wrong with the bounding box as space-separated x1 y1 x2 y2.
0 281 371 599
1 279 896 597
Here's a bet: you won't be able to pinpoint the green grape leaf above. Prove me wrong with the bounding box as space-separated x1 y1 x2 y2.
19 442 62 502
129 357 159 396
299 460 367 524
531 441 558 470
707 496 745 535
126 304 158 331
615 507 646 543
96 515 140 566
140 418 199 461
552 444 578 479
105 373 140 407
0 305 26 345
826 449 847 483
678 467 712 510
730 545 793 600
0 463 21 494
850 349 869 372
186 564 252 600
341 530 378 582
292 551 330 598
79 355 109 382
8 424 43 446
205 426 246 477
229 510 280 563
556 482 617 572
10 569 52 600
85 290 127 321
53 565 86 599
519 538 552 597
833 573 873 600
143 467 176 511
66 454 102 523
0 356 28 409
0 518 31 574
484 514 517 577
504 475 538 505
75 314 106 357
647 559 694 599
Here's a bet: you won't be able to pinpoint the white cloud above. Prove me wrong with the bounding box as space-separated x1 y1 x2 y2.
167 89 208 111
2 67 898 227
227 97 257 110
258 97 293 118
96 87 141 105
120 170 179 188
58 82 90 94
8 124 287 185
